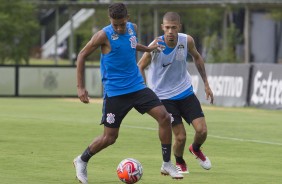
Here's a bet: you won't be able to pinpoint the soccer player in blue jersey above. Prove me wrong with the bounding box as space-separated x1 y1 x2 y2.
138 12 214 174
73 3 183 183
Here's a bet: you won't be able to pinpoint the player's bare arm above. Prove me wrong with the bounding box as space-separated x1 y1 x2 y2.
138 51 152 84
76 30 107 104
188 35 214 104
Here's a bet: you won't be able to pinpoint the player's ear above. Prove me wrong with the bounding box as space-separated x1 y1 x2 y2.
161 24 164 30
179 24 182 31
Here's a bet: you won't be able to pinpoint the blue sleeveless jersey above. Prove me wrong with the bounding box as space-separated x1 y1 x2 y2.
101 22 145 97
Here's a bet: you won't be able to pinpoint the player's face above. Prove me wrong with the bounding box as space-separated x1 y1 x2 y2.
161 20 181 43
110 17 128 34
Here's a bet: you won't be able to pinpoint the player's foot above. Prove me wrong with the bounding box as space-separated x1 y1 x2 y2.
189 144 211 170
176 162 189 174
73 155 88 184
160 161 184 179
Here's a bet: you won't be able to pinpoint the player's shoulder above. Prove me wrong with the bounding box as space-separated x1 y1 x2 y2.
178 33 192 39
181 33 194 43
178 33 188 37
129 22 138 32
128 22 137 26
91 29 107 43
95 29 107 37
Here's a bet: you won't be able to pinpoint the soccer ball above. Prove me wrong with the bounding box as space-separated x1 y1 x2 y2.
117 158 143 184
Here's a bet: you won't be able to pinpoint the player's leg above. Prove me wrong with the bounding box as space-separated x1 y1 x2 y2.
73 127 119 183
191 117 207 151
88 126 120 155
181 94 211 170
147 106 183 179
189 117 211 170
147 105 172 145
162 99 189 173
133 88 183 179
172 123 189 173
173 123 186 160
74 95 130 183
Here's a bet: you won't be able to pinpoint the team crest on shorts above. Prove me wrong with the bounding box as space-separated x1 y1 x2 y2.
106 113 115 124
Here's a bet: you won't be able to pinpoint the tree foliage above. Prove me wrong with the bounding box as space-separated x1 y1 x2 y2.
0 0 39 65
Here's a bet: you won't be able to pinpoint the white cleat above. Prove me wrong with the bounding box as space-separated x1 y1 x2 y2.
176 162 189 174
160 161 184 179
189 144 212 170
199 156 212 170
73 155 88 184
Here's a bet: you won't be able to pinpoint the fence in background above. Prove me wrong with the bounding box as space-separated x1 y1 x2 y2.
0 64 281 109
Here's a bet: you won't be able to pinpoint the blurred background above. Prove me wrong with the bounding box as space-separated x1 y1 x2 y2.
0 0 282 109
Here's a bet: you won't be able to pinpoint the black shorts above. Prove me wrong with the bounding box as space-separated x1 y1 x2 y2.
161 94 204 126
101 88 162 128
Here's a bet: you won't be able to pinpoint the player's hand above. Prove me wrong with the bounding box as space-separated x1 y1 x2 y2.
155 37 165 52
205 86 214 104
77 87 90 104
149 38 165 52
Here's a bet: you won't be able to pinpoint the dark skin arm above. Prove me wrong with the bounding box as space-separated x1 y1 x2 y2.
77 24 159 104
137 39 159 83
188 35 214 104
76 30 108 104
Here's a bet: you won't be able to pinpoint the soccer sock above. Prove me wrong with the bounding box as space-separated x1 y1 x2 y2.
192 143 202 152
80 147 94 162
161 144 171 162
175 155 185 164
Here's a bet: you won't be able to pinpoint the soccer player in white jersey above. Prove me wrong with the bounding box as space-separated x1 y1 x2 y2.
138 12 214 174
73 4 183 184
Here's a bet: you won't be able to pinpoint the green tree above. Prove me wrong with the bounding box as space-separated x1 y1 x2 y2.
270 9 282 20
0 0 39 65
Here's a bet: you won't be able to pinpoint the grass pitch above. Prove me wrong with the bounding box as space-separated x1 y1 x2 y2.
0 98 281 184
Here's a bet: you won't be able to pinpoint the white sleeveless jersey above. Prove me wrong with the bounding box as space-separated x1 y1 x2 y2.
146 33 192 100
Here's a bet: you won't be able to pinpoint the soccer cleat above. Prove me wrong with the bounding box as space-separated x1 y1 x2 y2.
176 162 189 174
160 161 184 179
73 155 88 184
189 144 212 170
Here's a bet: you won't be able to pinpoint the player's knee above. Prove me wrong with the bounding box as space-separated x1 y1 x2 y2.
175 133 186 145
196 127 207 137
160 112 171 125
104 134 118 145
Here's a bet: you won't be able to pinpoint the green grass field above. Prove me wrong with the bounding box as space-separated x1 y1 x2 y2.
0 98 281 184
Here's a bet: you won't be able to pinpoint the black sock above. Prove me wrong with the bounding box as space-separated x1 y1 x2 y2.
161 144 171 162
175 155 185 164
80 147 94 162
192 143 202 152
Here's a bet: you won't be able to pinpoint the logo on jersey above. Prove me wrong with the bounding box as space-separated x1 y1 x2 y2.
111 33 119 40
128 28 134 35
129 36 137 48
106 113 115 124
177 44 185 49
176 44 185 61
162 63 172 67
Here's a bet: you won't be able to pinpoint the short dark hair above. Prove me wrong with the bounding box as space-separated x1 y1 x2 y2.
163 12 181 23
108 3 128 19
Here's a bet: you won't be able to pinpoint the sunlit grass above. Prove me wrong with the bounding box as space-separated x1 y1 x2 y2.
0 98 281 184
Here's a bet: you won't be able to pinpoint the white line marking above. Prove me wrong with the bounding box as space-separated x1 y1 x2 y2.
207 135 282 146
122 125 282 146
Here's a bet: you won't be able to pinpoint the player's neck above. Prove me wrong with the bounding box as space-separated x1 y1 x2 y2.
165 39 177 48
